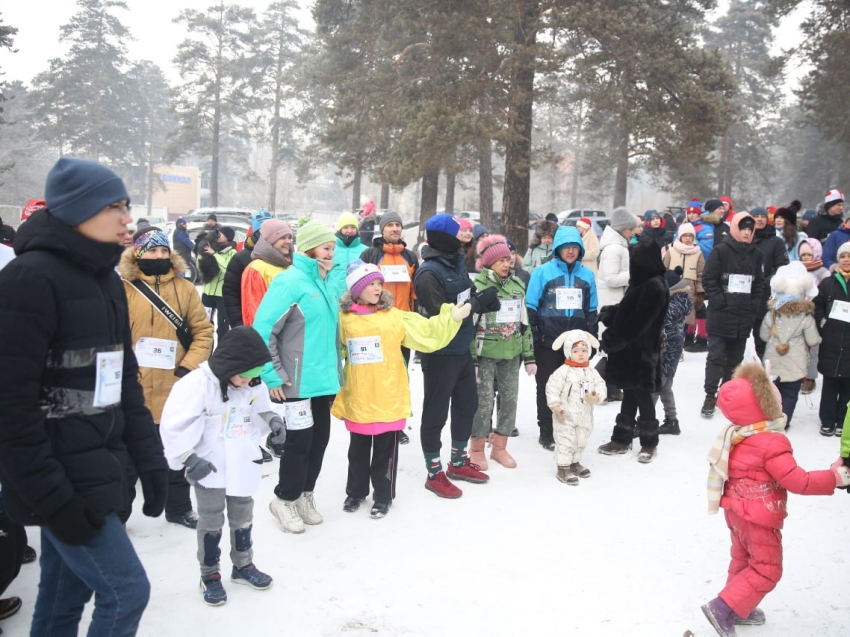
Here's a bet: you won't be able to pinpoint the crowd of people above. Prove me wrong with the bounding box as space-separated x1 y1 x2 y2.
0 158 848 637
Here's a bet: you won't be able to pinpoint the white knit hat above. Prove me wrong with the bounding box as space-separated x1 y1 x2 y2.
825 189 844 208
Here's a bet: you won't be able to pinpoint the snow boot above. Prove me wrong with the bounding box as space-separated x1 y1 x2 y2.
637 418 659 464
447 459 490 483
702 394 717 418
295 491 323 525
166 509 199 529
597 414 634 455
469 437 488 470
370 501 391 519
538 422 555 450
556 466 578 485
489 433 516 468
701 597 738 637
343 496 364 513
425 471 462 499
658 418 680 435
570 461 591 478
269 498 305 534
734 607 766 626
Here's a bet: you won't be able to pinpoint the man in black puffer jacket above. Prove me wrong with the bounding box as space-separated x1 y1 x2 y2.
749 207 789 358
222 210 272 327
0 158 168 636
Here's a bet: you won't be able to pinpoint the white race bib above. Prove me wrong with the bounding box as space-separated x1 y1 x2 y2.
134 337 178 370
728 274 752 294
830 300 850 323
283 399 313 431
496 299 522 323
224 406 253 439
348 335 383 365
457 288 471 304
380 265 410 283
556 287 583 310
94 351 123 408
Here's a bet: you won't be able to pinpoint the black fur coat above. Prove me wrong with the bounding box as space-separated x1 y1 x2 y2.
599 241 670 392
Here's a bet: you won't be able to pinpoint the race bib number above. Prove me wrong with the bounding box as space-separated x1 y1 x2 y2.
348 335 383 365
496 299 522 323
134 337 178 370
94 351 123 407
457 288 471 304
830 300 850 323
284 399 313 431
380 265 410 283
556 287 583 310
225 407 253 439
727 274 752 294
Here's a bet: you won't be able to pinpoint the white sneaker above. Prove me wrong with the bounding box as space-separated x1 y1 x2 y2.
295 491 323 525
269 498 305 534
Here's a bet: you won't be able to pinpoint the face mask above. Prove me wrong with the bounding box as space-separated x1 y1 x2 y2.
138 258 173 276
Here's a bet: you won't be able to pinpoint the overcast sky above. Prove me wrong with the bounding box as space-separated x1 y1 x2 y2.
1 1 810 88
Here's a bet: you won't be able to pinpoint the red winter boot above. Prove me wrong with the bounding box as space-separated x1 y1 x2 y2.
469 437 488 470
424 472 462 499
447 459 490 483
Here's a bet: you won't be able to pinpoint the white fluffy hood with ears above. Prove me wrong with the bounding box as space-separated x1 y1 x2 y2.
551 329 599 359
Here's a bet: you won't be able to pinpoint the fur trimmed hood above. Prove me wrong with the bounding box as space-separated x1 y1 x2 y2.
531 220 559 247
766 299 815 316
118 247 188 282
339 289 395 313
701 212 723 226
717 362 784 425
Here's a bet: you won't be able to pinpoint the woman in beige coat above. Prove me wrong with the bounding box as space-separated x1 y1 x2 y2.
663 222 704 325
576 218 600 275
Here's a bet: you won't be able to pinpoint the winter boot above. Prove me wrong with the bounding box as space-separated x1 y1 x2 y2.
800 378 816 394
637 418 659 464
570 461 591 478
658 418 680 435
597 414 634 455
701 394 717 418
200 573 227 606
370 501 391 519
399 431 410 445
538 423 555 450
605 388 623 403
269 498 305 534
343 496 364 513
231 563 273 590
556 466 578 485
425 471 462 499
701 597 738 637
447 459 490 483
489 433 517 468
469 437 488 470
687 336 709 353
295 491 323 525
734 607 766 626
166 509 199 530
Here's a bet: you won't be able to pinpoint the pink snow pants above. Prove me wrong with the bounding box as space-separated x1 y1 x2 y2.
719 509 783 618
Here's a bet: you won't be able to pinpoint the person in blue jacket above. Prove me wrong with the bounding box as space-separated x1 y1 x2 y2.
526 226 598 450
822 215 850 271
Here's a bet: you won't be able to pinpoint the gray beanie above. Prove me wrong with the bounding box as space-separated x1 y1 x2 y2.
379 211 403 233
610 207 640 232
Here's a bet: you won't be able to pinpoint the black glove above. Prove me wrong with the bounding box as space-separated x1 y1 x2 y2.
469 287 501 314
184 453 217 483
139 469 168 517
174 366 190 378
47 495 105 546
598 305 617 327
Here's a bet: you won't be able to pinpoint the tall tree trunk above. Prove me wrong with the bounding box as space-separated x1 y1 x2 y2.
380 182 390 210
211 101 220 207
501 3 539 255
613 127 629 208
267 70 284 211
445 171 456 214
717 131 728 196
146 141 155 216
418 168 439 237
352 162 362 212
478 137 493 228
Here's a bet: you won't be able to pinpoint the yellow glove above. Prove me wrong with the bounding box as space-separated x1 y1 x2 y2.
450 302 472 322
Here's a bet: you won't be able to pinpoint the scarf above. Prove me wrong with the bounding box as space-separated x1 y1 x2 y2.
840 268 850 280
706 417 786 514
672 240 700 256
564 359 589 368
803 259 824 273
251 235 291 268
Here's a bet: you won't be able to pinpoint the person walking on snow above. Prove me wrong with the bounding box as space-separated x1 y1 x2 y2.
701 362 847 637
654 268 693 436
334 261 472 517
413 215 501 499
160 326 284 607
545 330 606 484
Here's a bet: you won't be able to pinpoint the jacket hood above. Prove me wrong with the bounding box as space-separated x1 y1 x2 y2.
118 248 188 282
552 225 585 260
599 225 628 252
14 208 123 274
730 212 755 244
421 244 464 264
531 220 559 247
766 299 815 316
339 289 394 312
208 326 272 401
701 212 723 226
629 240 665 286
717 362 783 425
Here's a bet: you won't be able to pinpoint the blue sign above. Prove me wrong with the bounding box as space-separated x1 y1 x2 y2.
161 174 192 184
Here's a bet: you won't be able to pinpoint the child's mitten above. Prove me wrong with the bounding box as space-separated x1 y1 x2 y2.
584 391 600 405
548 404 566 423
831 458 850 488
269 416 287 445
185 453 217 482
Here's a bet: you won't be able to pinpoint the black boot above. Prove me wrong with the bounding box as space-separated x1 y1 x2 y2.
538 423 555 450
659 418 680 435
598 414 634 455
637 418 659 463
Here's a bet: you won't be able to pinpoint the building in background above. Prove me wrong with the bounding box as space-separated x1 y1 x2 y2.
151 165 201 218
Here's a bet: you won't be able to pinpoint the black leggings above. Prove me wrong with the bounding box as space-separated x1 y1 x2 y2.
620 388 656 421
274 395 333 501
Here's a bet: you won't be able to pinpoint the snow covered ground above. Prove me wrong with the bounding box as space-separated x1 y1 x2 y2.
3 348 848 636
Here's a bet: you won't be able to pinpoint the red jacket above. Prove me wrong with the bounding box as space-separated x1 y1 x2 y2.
721 433 834 529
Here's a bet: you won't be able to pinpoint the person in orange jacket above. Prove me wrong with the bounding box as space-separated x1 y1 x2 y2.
240 220 293 326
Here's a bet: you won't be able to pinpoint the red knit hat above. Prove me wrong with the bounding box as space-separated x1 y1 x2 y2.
21 199 47 222
576 217 592 231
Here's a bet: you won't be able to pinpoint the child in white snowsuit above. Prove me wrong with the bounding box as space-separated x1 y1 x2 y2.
160 326 287 607
545 330 607 484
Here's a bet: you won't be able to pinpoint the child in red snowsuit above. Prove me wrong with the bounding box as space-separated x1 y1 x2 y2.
701 362 850 637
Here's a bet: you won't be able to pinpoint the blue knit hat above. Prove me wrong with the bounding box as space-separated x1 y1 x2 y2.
644 209 660 222
473 223 489 241
252 209 273 232
425 214 460 236
45 157 130 227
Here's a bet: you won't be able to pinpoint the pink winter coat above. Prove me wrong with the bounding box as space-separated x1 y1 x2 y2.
721 433 834 530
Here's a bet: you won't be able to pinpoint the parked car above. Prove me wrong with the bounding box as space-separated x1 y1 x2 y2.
561 217 610 238
161 219 251 283
556 209 607 223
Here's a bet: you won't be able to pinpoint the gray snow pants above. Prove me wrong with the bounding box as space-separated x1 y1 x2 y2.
651 376 677 420
195 486 254 576
472 355 521 438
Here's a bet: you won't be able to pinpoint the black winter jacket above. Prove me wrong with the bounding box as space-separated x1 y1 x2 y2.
599 241 669 392
752 226 789 318
703 235 765 339
0 210 166 525
414 245 474 355
222 233 257 328
814 273 850 378
807 208 843 243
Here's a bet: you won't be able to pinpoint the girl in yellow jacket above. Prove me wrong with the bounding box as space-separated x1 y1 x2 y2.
120 228 214 528
332 261 471 518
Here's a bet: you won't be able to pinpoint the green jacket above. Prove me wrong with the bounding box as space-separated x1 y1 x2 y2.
252 252 342 397
328 233 364 297
470 268 534 364
200 247 235 297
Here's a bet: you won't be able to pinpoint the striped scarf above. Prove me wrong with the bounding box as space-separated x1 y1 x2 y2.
706 416 787 514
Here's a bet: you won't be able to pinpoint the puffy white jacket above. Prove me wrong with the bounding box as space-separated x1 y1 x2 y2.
597 226 630 307
545 364 607 429
160 362 274 496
